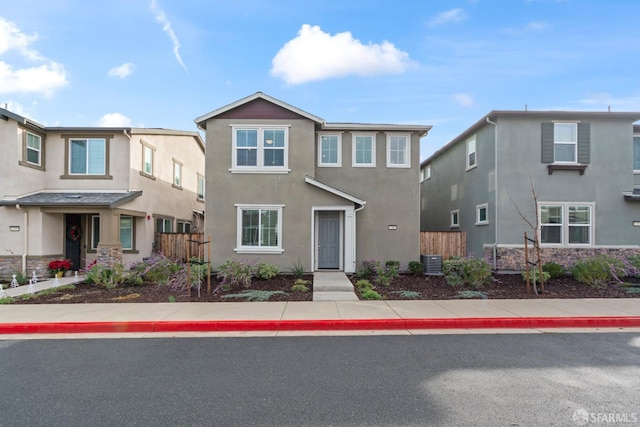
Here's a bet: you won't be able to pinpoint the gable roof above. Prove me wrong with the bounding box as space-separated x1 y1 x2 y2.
422 109 640 167
304 176 366 207
0 107 46 131
195 92 324 128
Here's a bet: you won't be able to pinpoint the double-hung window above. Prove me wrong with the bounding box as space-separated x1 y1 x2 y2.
26 132 42 166
420 165 431 182
540 203 593 245
173 159 182 188
352 133 375 167
91 215 100 250
197 174 205 200
318 134 341 166
466 136 477 169
236 205 283 253
120 215 133 250
553 123 577 163
232 126 288 172
387 134 410 168
142 143 154 177
634 135 640 173
70 138 106 175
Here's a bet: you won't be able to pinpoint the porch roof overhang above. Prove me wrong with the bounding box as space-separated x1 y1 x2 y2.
0 191 143 209
304 176 367 208
623 189 640 201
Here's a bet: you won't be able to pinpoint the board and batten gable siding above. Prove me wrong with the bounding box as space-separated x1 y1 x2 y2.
540 122 590 164
213 98 311 121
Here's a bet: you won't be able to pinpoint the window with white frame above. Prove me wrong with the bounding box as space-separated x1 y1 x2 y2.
91 215 100 250
466 135 477 169
540 203 593 245
553 123 578 163
387 134 410 168
232 126 288 171
156 217 172 232
236 205 283 253
476 203 488 225
420 164 431 182
197 174 205 200
352 133 375 167
70 138 106 175
318 134 341 166
173 159 182 188
177 221 191 233
634 135 640 173
120 215 133 250
450 209 460 228
142 143 154 176
26 132 42 166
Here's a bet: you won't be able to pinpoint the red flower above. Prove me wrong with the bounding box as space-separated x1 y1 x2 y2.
48 259 72 273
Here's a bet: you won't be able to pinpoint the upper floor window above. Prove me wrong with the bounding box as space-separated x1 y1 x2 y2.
541 122 590 166
26 132 42 166
634 136 640 173
466 135 477 169
450 209 460 228
232 126 288 172
553 123 577 163
476 203 488 225
420 164 431 182
142 143 154 177
318 134 341 167
387 133 410 168
197 174 205 201
173 159 182 188
540 203 593 245
70 138 106 175
352 133 375 167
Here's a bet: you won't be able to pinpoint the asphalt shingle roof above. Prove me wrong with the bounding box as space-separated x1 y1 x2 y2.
0 191 142 208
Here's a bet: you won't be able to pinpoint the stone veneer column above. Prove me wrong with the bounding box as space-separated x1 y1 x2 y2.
96 211 123 267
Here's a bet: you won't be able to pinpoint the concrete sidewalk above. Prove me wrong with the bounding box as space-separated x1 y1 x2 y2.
1 297 639 334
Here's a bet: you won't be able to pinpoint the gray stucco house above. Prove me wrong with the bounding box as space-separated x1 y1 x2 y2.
420 110 640 270
196 92 431 273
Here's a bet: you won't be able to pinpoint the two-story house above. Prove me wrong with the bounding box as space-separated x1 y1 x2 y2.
0 107 205 278
196 92 431 273
420 110 640 270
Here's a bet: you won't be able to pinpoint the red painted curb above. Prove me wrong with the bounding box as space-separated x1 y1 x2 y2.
1 316 640 334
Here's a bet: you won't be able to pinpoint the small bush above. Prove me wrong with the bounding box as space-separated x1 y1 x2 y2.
627 255 640 278
390 290 422 299
12 271 28 286
222 290 287 301
443 256 492 289
84 263 143 289
521 268 550 285
289 259 305 279
356 260 377 279
360 289 382 300
385 260 400 270
354 279 373 290
454 290 488 299
571 255 625 289
129 254 180 285
217 259 253 288
375 261 399 287
407 261 424 277
542 262 565 279
254 262 278 280
292 278 310 292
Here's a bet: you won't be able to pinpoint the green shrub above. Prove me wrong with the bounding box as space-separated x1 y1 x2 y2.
254 262 278 280
12 271 28 286
571 255 625 289
84 263 142 289
354 279 373 290
360 289 382 300
221 290 287 301
385 260 400 270
291 278 310 292
217 259 253 288
356 260 377 279
390 290 422 299
374 261 399 287
130 254 180 285
542 261 565 279
443 256 492 289
627 255 640 278
521 268 550 285
407 261 424 277
289 259 305 279
454 290 488 299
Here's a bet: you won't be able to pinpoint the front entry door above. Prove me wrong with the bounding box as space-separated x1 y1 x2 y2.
318 211 340 269
65 214 82 271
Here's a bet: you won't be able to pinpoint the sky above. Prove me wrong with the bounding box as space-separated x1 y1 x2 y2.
1 0 640 160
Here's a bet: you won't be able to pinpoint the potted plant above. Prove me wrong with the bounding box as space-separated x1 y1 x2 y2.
48 259 72 278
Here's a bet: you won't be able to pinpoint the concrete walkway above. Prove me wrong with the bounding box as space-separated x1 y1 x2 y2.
312 271 358 301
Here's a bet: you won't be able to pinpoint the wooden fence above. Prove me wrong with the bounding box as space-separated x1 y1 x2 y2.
154 233 206 262
420 231 466 260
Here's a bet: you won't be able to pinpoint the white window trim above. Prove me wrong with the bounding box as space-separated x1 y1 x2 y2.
230 125 290 173
538 202 594 247
318 132 342 167
634 134 640 174
466 135 477 170
450 209 460 228
197 174 205 201
173 159 183 188
235 204 285 254
142 143 154 177
420 164 431 182
386 133 411 168
476 203 488 225
351 132 376 167
553 122 578 164
26 132 42 166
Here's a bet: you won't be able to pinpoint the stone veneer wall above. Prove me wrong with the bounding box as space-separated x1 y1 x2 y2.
0 254 64 281
97 246 123 268
483 246 640 271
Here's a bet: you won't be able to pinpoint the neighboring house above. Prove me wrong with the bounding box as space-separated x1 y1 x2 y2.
420 110 640 270
195 92 431 273
0 107 205 278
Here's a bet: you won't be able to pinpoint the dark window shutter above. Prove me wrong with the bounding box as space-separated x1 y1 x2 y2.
541 122 554 163
577 122 590 164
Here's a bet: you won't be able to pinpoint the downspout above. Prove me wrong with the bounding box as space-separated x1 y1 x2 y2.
353 202 366 271
486 116 498 270
16 204 27 274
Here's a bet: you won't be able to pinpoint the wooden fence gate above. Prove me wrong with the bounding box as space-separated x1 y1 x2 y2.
420 231 466 260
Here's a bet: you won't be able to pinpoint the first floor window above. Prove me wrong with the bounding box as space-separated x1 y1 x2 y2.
450 210 459 228
236 205 283 252
156 218 172 232
91 215 100 250
70 138 106 175
26 132 42 166
387 134 410 167
120 215 133 250
540 203 592 245
476 204 488 225
177 221 191 233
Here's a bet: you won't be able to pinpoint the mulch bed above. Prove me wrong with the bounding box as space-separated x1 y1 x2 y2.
6 274 639 304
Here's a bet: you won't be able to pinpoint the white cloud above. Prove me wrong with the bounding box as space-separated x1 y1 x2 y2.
0 17 67 96
99 113 132 127
427 8 467 27
1 100 27 115
108 62 136 79
526 21 549 31
271 24 414 85
453 93 474 107
149 0 188 72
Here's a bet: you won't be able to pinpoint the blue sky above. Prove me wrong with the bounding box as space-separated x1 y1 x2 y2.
1 0 639 159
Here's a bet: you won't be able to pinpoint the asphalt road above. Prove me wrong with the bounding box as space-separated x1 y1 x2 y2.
1 333 639 426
